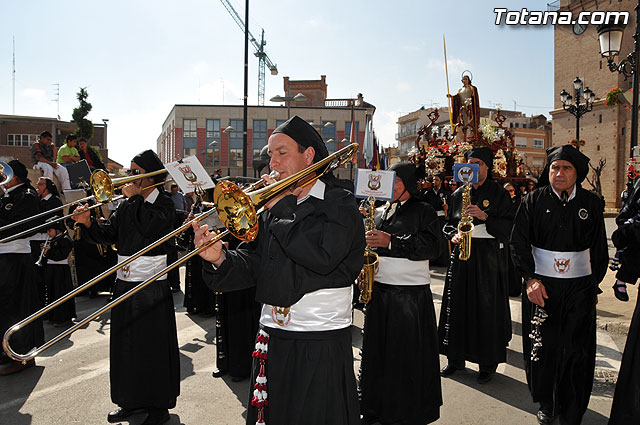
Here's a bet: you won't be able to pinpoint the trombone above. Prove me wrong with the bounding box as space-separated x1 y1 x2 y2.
3 143 359 363
0 169 169 244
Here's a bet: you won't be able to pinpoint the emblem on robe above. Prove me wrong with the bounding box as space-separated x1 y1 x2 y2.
367 173 381 191
483 199 490 208
553 258 571 274
578 208 588 220
4 203 12 211
120 264 131 279
271 306 291 326
178 164 198 182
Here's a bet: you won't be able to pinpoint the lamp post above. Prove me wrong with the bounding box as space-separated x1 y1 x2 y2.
101 118 108 150
269 92 307 118
598 10 640 162
222 125 234 175
559 77 595 149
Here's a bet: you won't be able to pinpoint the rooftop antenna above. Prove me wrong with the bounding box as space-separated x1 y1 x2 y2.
52 83 60 120
12 37 15 114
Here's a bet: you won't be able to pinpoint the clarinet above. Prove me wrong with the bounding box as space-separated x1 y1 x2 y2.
529 305 548 362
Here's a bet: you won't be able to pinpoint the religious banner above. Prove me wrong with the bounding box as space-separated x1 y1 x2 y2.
453 162 480 184
354 168 395 200
165 156 215 193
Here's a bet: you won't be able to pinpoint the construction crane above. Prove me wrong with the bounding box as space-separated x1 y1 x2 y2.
219 0 278 105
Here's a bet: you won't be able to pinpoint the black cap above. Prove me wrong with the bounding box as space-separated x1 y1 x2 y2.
132 150 164 184
8 159 28 183
272 115 329 162
537 144 590 187
389 162 423 196
464 146 493 171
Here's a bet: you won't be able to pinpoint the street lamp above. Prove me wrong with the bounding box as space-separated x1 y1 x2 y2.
559 77 595 150
269 92 307 118
101 118 108 149
598 12 639 162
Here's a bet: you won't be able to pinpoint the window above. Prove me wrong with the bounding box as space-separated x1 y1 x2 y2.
206 119 220 139
229 120 244 148
183 119 197 138
515 123 520 128
253 120 268 157
515 137 527 148
533 139 544 149
522 123 527 129
322 121 337 141
509 122 513 128
229 148 243 167
183 147 197 158
7 134 37 146
345 121 359 142
276 120 287 128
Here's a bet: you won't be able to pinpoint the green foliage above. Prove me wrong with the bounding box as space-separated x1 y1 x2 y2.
72 87 94 139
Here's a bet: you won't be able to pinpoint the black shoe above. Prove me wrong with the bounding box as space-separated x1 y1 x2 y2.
477 371 494 384
107 407 142 423
211 368 227 378
613 281 630 302
440 364 460 377
142 408 169 425
536 408 553 425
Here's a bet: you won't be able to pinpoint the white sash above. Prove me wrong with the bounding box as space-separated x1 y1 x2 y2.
532 246 591 279
260 286 353 332
0 238 31 254
375 256 431 286
117 254 168 282
471 223 494 239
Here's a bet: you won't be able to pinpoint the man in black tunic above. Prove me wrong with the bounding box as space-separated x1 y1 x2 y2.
608 175 640 425
73 150 179 425
0 160 44 375
194 115 365 425
438 147 514 384
510 145 608 425
359 162 442 425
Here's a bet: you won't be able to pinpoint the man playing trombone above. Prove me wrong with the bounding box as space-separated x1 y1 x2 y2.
0 160 44 375
194 116 365 425
72 150 179 425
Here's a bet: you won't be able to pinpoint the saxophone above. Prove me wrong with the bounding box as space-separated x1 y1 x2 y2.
457 182 474 261
358 197 378 304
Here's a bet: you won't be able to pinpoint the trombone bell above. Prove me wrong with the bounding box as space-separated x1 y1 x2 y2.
213 181 259 242
0 161 14 186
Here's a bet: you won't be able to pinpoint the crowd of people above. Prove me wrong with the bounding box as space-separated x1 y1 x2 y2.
0 119 638 425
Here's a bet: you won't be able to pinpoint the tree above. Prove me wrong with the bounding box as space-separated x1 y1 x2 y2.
72 87 93 139
585 157 607 197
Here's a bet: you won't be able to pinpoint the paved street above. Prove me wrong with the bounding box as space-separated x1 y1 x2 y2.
0 218 634 424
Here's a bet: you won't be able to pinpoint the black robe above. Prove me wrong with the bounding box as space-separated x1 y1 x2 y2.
0 184 44 357
438 179 514 368
506 196 523 297
30 195 64 306
81 190 180 410
421 189 449 267
609 177 640 425
202 182 365 425
359 197 442 425
43 233 76 324
510 185 608 424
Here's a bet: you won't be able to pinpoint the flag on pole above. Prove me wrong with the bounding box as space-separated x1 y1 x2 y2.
349 106 358 165
369 134 380 170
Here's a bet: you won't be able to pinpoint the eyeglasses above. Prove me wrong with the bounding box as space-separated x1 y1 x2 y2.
127 169 141 176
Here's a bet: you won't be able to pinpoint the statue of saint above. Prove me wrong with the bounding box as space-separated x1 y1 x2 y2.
448 71 480 142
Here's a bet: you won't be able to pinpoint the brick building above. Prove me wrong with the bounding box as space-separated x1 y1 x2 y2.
0 114 109 172
157 76 376 179
552 0 638 208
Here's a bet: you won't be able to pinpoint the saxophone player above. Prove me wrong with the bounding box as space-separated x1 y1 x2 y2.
359 162 443 425
438 147 515 384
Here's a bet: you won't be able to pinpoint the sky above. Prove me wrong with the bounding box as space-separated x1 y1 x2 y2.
1 0 555 166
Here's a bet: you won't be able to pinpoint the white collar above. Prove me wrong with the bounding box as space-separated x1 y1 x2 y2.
297 179 325 205
144 188 160 204
551 184 576 202
42 193 52 201
5 183 24 195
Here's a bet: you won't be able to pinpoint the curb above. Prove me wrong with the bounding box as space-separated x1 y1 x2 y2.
597 319 630 336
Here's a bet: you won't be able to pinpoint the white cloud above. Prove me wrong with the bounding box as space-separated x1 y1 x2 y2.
427 56 472 76
22 88 46 101
375 110 404 148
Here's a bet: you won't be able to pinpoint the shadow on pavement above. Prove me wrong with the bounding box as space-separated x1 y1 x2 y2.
0 364 44 425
